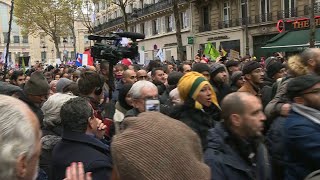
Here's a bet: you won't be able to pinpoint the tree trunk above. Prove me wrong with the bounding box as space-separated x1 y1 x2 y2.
122 6 129 31
69 23 77 59
173 0 184 61
53 36 61 59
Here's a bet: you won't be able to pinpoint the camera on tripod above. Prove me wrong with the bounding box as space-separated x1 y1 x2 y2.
88 32 145 65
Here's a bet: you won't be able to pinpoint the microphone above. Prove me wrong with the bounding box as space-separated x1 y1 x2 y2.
112 32 145 40
88 35 118 41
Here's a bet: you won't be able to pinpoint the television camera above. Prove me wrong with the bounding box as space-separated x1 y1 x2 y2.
88 32 145 65
88 32 145 100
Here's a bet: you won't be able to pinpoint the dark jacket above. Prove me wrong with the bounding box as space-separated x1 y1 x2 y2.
210 81 231 104
19 93 45 129
169 102 220 150
261 77 275 108
284 110 320 180
40 126 63 179
51 131 112 180
265 116 287 180
152 81 166 96
204 122 271 180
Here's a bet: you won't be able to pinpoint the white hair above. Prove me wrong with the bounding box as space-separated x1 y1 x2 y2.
128 80 157 99
0 95 36 180
41 93 76 127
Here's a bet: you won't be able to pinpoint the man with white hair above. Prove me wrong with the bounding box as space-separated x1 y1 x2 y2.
126 80 159 117
0 95 42 180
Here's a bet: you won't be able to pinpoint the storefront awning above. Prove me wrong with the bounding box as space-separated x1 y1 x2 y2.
261 29 320 52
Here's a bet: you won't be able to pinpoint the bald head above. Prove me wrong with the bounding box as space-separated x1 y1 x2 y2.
0 95 41 180
137 69 148 81
221 92 256 125
123 69 137 84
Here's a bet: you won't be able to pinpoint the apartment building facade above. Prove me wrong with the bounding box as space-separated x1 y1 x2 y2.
94 0 194 61
193 0 320 58
0 0 92 65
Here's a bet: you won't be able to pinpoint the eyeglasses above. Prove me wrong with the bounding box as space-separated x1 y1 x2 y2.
130 76 137 79
301 88 320 95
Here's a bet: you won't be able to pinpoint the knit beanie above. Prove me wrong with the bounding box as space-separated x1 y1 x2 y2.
24 71 50 96
231 71 243 85
242 61 261 75
225 60 240 68
111 112 211 180
210 63 226 77
266 62 284 78
192 63 210 74
265 56 278 69
56 78 73 93
178 71 219 109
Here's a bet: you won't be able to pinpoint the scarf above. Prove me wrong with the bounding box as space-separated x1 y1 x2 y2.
292 103 320 125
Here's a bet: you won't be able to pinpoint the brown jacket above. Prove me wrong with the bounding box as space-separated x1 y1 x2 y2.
238 81 261 98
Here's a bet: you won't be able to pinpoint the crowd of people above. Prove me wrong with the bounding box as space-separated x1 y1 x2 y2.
0 48 320 180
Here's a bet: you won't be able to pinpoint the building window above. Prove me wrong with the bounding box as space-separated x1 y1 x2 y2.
102 1 105 10
13 36 20 43
260 0 270 22
283 0 296 18
22 36 28 43
166 15 173 32
181 11 190 29
140 0 144 8
203 7 210 26
3 32 8 43
41 51 47 61
223 1 230 23
140 23 145 34
241 0 248 19
152 19 160 35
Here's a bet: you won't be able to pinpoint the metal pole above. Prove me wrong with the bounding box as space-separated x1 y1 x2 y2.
3 0 14 81
310 0 316 48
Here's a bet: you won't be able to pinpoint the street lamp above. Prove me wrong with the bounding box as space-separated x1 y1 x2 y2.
63 38 68 63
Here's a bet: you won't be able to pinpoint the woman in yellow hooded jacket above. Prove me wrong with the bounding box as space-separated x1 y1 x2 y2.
169 71 221 150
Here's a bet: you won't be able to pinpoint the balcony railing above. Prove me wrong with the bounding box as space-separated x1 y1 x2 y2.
94 0 187 33
277 8 298 19
304 2 320 15
198 24 211 32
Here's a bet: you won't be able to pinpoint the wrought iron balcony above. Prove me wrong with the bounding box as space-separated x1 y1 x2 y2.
304 2 320 15
254 13 273 23
94 0 187 33
277 8 298 19
198 24 211 32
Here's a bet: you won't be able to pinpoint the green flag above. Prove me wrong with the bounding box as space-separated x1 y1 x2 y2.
204 43 220 61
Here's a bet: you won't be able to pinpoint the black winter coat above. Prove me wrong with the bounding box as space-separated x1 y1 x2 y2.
51 131 112 180
169 102 220 150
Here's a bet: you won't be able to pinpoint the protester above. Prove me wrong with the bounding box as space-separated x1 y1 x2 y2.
56 77 73 93
122 69 137 85
136 69 148 81
20 71 50 129
238 61 264 98
0 95 42 180
283 75 320 180
204 92 271 180
113 84 133 133
112 112 210 180
225 60 240 76
126 80 158 117
192 63 211 81
178 63 192 74
10 70 25 87
159 71 183 105
170 72 221 149
151 67 167 95
300 48 320 75
51 97 112 180
40 93 76 178
209 63 231 103
230 71 245 92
